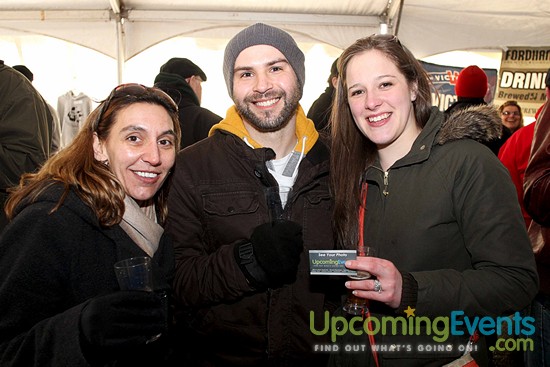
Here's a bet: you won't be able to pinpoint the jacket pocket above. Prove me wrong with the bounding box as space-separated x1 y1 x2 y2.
304 190 332 207
301 189 333 251
203 191 260 217
201 190 262 246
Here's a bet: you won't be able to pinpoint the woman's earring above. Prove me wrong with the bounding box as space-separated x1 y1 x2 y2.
102 160 109 166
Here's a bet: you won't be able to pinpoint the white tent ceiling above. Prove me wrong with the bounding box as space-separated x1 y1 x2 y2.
2 0 550 61
2 0 549 118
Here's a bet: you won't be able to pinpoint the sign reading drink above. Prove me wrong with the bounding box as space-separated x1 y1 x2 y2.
494 47 550 117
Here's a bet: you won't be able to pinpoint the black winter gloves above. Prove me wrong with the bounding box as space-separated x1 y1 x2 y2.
235 220 303 289
79 290 167 357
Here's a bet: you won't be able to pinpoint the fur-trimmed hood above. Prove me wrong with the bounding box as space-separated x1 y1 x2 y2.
436 105 502 145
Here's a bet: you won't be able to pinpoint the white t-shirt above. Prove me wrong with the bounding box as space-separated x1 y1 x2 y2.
267 150 302 207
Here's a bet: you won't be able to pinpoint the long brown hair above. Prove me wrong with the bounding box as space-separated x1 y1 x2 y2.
330 34 433 247
5 84 181 226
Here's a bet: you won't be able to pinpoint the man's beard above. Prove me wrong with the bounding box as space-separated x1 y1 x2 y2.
235 86 302 133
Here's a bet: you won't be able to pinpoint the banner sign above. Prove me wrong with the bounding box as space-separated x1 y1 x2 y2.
420 61 498 112
493 47 550 117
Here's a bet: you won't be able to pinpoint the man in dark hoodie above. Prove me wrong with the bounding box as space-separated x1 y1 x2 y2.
12 64 62 154
307 57 339 134
154 58 222 149
0 60 52 231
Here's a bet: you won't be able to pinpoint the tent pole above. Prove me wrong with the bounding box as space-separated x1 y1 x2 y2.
393 0 405 36
115 15 125 84
110 0 124 84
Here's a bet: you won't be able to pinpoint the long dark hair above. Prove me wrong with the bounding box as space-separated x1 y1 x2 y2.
330 34 433 247
5 84 181 226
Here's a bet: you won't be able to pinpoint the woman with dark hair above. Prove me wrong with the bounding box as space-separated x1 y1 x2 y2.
0 84 181 366
329 35 538 366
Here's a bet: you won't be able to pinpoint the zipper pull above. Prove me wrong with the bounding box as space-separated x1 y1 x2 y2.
383 171 389 196
463 331 479 355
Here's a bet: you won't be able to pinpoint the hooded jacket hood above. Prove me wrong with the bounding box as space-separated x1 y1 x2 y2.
154 72 200 106
385 105 503 171
437 104 502 145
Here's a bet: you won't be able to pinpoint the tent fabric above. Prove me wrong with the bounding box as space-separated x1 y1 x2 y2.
2 0 550 120
2 0 550 62
0 0 391 60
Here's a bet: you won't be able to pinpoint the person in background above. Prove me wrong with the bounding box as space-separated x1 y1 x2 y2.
499 104 546 228
445 65 488 115
154 57 222 149
499 100 524 134
12 64 62 154
0 60 52 232
307 57 339 134
498 98 535 219
0 84 181 366
329 34 538 366
11 64 33 81
523 75 550 367
166 23 335 366
445 64 511 155
498 104 545 367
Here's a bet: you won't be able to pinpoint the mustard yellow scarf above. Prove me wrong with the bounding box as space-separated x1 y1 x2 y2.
209 104 319 154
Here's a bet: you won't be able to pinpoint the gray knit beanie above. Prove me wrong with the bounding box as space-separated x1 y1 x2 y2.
223 23 305 98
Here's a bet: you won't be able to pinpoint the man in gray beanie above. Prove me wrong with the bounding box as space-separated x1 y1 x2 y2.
223 22 306 99
167 23 335 367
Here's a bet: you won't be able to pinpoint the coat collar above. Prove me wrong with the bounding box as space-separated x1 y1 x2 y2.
370 105 502 171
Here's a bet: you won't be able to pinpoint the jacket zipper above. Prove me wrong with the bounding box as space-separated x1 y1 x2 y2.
382 171 390 196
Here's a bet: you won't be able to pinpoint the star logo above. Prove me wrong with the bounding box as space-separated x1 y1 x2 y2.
404 306 416 318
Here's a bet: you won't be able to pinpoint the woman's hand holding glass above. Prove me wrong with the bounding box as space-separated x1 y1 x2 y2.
343 246 376 315
344 255 404 309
